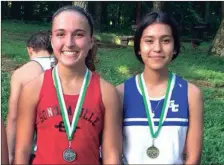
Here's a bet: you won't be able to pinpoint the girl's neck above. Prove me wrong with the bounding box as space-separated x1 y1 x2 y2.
30 50 51 59
142 66 169 87
57 62 87 84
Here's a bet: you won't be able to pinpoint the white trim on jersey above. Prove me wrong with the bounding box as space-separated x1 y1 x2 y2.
135 76 165 101
124 118 188 122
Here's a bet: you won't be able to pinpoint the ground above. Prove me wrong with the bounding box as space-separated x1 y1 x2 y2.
2 56 21 74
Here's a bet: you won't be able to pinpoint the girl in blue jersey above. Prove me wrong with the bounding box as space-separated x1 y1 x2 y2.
117 11 203 164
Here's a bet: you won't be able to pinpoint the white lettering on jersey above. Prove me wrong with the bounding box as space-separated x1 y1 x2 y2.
169 100 179 112
47 108 53 117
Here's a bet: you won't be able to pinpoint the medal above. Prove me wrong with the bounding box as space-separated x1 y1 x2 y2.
63 147 76 162
53 65 90 162
146 145 159 159
138 72 176 158
146 138 159 159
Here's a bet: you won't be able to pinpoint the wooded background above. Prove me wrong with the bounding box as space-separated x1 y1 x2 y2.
1 1 224 56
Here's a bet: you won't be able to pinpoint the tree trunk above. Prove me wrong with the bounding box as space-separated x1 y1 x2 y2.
117 4 121 26
204 1 210 23
101 2 108 31
136 2 141 24
1 1 9 19
11 1 23 20
94 2 102 31
152 1 164 12
22 1 34 21
210 19 224 56
87 1 95 16
222 1 224 19
72 1 88 10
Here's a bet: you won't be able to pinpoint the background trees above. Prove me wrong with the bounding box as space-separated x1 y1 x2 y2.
1 1 224 56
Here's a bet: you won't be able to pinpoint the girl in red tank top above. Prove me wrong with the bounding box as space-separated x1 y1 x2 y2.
14 6 122 164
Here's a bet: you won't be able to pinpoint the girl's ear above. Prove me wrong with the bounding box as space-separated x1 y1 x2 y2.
27 47 34 57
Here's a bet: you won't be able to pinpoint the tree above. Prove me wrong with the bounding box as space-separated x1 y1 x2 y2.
135 2 141 24
222 1 224 19
72 1 88 10
2 1 9 19
94 2 102 31
11 1 23 20
209 11 224 56
22 1 35 21
205 2 210 23
101 2 108 31
152 1 165 12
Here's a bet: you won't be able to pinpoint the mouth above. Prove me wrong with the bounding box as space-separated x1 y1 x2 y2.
61 50 79 58
148 56 165 59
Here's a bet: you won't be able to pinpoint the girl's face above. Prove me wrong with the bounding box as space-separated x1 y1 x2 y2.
51 11 93 68
139 23 175 71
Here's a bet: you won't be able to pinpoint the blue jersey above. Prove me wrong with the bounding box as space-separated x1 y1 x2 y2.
123 73 189 164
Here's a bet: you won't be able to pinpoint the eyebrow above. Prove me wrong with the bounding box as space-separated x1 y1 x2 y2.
53 29 86 33
142 35 173 39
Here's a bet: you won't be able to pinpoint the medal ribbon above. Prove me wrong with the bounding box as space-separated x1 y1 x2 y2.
53 65 90 141
138 72 175 138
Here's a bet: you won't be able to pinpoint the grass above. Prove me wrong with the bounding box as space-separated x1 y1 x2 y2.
1 20 224 164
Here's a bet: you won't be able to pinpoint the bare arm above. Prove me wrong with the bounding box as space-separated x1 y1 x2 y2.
2 119 9 165
101 79 122 164
116 83 124 106
185 83 204 164
14 74 43 164
6 71 22 164
6 62 42 163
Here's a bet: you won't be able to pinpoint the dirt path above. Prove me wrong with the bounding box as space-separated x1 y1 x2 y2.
2 56 21 74
189 79 213 88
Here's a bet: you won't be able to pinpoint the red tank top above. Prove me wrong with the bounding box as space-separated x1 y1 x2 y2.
33 69 105 164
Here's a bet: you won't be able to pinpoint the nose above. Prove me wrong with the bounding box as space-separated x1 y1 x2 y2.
153 41 162 53
65 35 75 48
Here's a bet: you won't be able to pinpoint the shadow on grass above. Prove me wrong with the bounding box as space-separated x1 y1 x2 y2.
170 53 224 88
96 45 224 88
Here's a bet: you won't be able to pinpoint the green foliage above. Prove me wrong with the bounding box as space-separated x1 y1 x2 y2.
1 72 10 121
96 48 143 85
2 2 222 36
202 88 224 163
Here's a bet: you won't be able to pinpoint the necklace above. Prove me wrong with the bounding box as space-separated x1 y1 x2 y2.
152 100 162 118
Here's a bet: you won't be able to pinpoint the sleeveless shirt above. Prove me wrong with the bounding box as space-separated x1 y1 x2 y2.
31 56 56 71
122 73 189 164
32 69 105 164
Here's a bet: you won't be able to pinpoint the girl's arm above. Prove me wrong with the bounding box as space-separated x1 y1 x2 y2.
1 119 9 165
185 83 204 164
101 78 123 164
14 74 43 164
